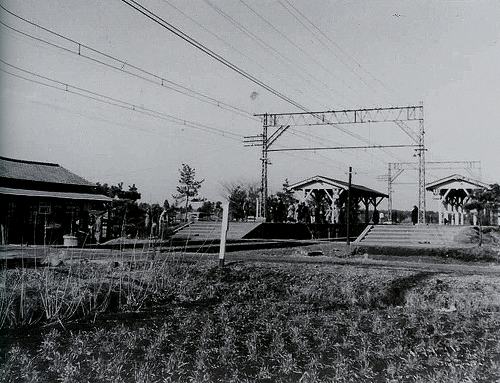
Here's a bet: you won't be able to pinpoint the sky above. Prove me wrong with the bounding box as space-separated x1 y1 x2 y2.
1 0 499 211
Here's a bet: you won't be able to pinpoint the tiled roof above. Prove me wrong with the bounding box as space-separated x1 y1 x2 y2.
0 156 93 186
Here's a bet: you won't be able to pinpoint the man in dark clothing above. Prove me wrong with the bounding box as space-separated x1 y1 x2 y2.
411 206 418 225
372 209 380 225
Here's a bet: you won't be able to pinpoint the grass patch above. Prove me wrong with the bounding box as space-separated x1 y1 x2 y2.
1 259 500 382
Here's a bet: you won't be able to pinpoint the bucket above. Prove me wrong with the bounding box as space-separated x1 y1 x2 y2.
63 235 78 247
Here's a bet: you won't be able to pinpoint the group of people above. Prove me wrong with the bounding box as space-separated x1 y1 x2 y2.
371 205 419 225
267 200 313 223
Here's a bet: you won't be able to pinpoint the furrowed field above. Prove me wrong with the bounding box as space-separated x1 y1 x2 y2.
1 250 500 382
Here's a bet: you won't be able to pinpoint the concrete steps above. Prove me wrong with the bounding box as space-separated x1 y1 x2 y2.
172 221 262 241
354 224 469 247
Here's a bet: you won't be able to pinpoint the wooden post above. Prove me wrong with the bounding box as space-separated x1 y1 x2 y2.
219 202 229 268
363 197 369 224
346 166 352 246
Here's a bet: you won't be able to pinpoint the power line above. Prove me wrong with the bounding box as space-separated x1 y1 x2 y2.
284 0 399 98
202 0 345 104
0 4 258 122
119 0 413 167
237 0 358 104
278 0 388 98
119 0 311 112
0 59 241 141
159 0 328 109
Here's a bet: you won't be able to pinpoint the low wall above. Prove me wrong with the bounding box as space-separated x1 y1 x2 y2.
244 223 367 240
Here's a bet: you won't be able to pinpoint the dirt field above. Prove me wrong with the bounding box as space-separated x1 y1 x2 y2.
1 245 500 382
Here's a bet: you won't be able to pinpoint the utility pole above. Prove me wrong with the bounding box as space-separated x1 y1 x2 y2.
346 166 352 246
387 163 392 222
417 103 426 224
261 114 269 221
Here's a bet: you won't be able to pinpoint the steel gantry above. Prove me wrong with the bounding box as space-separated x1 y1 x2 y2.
382 160 481 222
244 105 425 221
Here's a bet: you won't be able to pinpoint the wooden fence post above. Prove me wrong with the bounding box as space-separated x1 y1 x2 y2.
219 202 229 268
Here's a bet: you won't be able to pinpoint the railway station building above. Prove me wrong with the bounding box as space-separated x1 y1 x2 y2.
0 156 111 245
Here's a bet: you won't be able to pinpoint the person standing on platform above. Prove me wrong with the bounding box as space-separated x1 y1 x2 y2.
372 208 380 225
411 205 418 225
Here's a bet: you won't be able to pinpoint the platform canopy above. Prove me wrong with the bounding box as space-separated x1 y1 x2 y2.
426 174 489 225
287 175 387 224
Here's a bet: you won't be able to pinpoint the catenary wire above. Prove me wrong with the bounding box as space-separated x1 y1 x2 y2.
238 0 359 103
201 0 347 104
159 0 328 109
0 4 258 122
282 0 398 98
0 59 242 141
119 0 408 164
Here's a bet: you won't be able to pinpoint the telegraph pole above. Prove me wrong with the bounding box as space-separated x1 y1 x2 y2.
387 163 393 222
261 113 269 221
417 103 426 224
346 166 352 246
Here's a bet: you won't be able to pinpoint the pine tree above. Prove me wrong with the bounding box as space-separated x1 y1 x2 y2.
173 164 204 222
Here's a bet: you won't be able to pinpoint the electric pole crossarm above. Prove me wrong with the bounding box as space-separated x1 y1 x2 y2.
391 169 404 182
393 120 419 143
256 106 423 127
267 125 290 148
267 144 420 152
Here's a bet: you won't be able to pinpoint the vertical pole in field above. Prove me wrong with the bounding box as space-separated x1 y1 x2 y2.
44 214 47 248
219 202 229 268
387 163 393 223
261 114 269 221
417 102 426 224
346 166 352 246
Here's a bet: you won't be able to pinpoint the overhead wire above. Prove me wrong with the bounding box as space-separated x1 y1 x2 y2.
160 0 372 167
159 0 328 109
0 2 365 175
119 0 408 166
277 0 419 161
0 59 242 141
281 0 398 98
0 4 258 122
238 0 359 104
278 0 385 99
3 2 413 181
201 0 386 167
119 0 314 112
202 0 347 104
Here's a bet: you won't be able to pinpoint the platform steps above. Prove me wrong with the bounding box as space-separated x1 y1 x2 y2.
354 225 468 247
172 221 262 241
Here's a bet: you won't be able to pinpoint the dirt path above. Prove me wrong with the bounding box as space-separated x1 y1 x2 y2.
217 251 500 276
2 243 500 277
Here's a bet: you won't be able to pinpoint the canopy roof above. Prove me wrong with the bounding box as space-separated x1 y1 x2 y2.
426 174 489 191
288 175 388 198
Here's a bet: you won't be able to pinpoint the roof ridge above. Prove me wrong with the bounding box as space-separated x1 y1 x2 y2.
0 156 59 167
